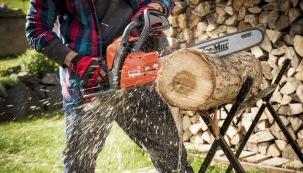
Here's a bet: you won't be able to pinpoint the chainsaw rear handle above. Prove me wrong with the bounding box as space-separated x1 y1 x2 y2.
108 8 170 90
133 8 170 52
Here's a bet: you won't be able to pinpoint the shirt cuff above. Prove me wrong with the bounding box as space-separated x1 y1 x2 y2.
40 38 72 67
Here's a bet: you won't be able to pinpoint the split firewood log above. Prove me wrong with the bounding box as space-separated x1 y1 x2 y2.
155 48 263 111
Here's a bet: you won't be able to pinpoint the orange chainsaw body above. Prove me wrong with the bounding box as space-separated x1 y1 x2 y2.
120 52 160 88
106 35 160 89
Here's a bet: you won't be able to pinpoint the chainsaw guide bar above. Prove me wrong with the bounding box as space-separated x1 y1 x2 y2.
160 28 264 63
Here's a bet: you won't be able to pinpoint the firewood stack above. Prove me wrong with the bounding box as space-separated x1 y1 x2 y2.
164 0 303 160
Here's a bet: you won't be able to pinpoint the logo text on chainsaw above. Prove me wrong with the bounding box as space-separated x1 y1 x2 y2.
201 39 229 53
241 31 252 38
128 70 140 78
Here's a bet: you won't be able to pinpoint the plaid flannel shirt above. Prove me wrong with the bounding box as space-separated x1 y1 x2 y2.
26 0 174 105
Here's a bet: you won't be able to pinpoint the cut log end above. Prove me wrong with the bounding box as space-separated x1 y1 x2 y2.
156 48 215 110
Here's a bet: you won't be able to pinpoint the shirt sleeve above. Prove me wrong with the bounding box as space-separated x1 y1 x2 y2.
25 0 69 67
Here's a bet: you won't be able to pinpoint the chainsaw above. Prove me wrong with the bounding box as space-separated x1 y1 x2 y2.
81 8 264 98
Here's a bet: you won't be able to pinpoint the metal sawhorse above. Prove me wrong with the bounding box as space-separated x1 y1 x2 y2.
197 59 303 173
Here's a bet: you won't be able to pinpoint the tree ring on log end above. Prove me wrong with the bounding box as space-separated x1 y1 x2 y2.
170 70 197 95
156 48 215 110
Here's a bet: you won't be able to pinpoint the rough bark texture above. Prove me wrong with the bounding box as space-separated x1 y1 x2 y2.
155 48 263 111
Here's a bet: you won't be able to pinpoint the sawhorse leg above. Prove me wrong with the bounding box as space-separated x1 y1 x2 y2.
198 77 254 173
225 59 303 173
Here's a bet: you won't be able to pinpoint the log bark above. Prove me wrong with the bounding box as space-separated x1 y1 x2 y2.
155 48 263 111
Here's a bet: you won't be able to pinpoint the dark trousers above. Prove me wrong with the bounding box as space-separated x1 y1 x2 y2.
62 85 194 173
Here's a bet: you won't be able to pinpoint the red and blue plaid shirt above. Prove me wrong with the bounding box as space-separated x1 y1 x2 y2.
26 0 174 56
26 0 174 105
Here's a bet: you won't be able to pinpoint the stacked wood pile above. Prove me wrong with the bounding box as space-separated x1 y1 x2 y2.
164 0 303 161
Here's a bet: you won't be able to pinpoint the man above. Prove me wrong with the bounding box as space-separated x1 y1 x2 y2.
26 0 194 172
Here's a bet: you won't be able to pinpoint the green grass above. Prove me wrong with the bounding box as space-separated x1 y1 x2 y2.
2 0 30 14
0 56 19 67
0 111 268 173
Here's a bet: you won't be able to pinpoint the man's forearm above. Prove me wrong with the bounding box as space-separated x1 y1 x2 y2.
40 38 73 67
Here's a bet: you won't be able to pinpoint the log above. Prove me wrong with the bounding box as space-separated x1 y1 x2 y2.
296 70 303 81
288 116 303 132
298 129 303 139
289 8 302 24
225 14 238 26
238 21 252 31
202 129 212 144
262 2 276 11
244 0 254 7
172 2 188 16
258 141 271 155
296 138 303 148
189 123 202 135
268 10 280 30
282 144 299 160
248 131 275 143
190 133 204 145
233 0 243 11
226 125 238 139
250 46 267 58
189 13 201 29
276 0 291 13
189 113 199 124
268 143 282 157
241 113 252 133
155 49 263 110
183 129 193 142
248 7 262 14
224 6 235 15
166 37 180 49
237 6 247 21
215 7 226 24
274 14 290 31
177 13 188 29
259 35 272 53
289 103 303 115
283 34 295 46
163 27 177 37
207 13 218 25
188 0 202 6
192 1 215 17
183 115 192 130
244 14 258 27
271 45 287 56
258 11 270 24
294 35 303 57
296 85 303 102
290 19 303 35
275 140 287 151
226 26 238 33
280 77 301 95
266 29 284 44
231 133 244 145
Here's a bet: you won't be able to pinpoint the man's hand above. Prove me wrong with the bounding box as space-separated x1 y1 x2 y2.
147 2 164 12
71 55 108 89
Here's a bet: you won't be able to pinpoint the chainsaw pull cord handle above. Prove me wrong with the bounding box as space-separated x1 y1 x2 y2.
108 21 143 90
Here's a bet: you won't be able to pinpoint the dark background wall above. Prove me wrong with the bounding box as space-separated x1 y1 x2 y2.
0 10 30 57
